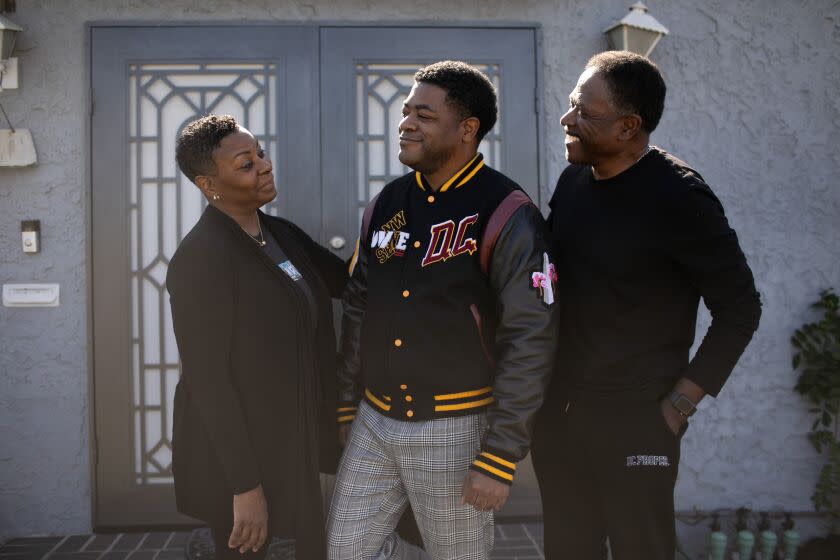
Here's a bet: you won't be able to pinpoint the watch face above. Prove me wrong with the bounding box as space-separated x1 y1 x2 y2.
674 395 695 415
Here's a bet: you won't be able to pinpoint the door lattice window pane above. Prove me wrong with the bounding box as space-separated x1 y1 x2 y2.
355 62 501 223
128 62 279 485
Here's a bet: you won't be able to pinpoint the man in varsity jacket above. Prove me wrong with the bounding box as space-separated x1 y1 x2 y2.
326 61 558 560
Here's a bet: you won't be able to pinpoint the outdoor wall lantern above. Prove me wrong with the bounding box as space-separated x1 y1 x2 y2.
0 12 21 90
603 2 669 57
0 7 34 167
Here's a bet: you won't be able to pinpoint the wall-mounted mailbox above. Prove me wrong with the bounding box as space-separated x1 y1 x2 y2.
2 283 59 307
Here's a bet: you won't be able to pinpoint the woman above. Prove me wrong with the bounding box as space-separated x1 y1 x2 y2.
167 114 347 560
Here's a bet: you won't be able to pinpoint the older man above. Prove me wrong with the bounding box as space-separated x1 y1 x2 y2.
533 51 761 559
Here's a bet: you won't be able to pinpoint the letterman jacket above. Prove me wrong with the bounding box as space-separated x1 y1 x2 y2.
337 153 559 485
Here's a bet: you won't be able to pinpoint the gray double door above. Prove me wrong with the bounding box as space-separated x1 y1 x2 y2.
91 24 540 528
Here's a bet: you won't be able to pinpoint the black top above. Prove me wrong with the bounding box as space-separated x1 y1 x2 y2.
547 147 761 400
260 217 318 327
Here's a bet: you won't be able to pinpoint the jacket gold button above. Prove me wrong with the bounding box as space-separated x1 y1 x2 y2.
406 410 414 418
405 395 413 402
413 240 421 248
402 290 410 298
400 384 407 390
427 195 435 203
394 338 402 347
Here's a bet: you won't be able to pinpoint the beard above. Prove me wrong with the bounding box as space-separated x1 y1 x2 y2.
399 140 457 176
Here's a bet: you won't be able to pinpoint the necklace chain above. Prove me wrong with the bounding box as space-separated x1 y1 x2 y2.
636 145 652 165
593 146 653 179
246 217 266 247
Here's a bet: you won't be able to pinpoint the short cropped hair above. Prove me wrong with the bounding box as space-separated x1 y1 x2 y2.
585 51 666 133
414 60 498 142
176 114 239 183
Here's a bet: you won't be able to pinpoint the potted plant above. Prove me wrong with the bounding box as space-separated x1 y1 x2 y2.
792 289 840 557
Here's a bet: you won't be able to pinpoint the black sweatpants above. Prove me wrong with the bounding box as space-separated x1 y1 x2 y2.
532 396 685 560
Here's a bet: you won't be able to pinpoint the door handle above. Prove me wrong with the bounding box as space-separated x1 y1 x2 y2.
329 236 346 250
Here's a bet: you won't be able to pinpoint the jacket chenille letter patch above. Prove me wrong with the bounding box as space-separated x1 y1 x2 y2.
372 210 409 264
421 213 479 267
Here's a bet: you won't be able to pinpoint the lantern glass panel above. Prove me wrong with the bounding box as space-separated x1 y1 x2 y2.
606 28 626 51
0 31 16 60
626 28 661 57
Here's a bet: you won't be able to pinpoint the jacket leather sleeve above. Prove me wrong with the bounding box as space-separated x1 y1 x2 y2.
469 203 559 485
335 233 368 424
167 248 261 495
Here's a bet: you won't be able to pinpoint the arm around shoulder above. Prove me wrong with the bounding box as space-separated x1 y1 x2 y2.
334 232 368 425
280 219 349 298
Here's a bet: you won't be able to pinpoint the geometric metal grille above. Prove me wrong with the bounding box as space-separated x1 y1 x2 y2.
128 62 279 485
355 62 502 223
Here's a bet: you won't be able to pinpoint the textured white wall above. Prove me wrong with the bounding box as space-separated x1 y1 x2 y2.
1 0 838 552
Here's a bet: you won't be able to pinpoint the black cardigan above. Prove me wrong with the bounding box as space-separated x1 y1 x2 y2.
166 206 347 559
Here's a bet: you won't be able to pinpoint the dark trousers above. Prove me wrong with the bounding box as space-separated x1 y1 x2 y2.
532 396 684 560
211 528 271 560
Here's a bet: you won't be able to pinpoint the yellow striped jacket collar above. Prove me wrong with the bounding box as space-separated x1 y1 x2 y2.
414 152 485 193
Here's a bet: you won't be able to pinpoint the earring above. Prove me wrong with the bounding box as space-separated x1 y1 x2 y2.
212 193 220 201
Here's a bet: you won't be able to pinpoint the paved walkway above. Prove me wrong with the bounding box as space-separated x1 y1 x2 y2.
0 523 544 560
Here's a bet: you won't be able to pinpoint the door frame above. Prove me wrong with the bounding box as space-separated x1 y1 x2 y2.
87 20 547 529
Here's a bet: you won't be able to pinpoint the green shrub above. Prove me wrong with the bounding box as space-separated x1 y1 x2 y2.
792 289 840 532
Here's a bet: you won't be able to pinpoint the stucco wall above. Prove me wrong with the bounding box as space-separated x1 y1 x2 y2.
1 0 838 551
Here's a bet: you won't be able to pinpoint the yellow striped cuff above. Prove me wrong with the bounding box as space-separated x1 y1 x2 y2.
337 405 357 424
469 449 517 485
479 451 516 470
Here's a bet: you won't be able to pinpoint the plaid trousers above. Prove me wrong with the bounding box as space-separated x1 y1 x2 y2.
326 401 494 560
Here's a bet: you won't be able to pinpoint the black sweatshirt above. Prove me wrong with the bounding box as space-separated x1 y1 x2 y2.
547 147 761 400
